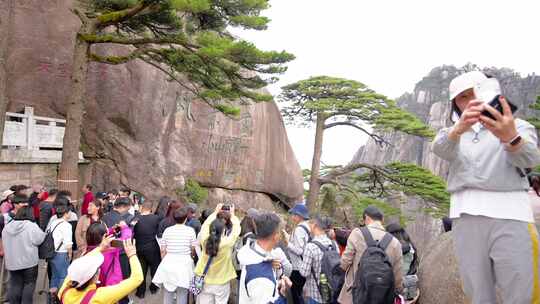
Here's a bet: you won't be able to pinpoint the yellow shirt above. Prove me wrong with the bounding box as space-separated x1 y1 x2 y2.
194 211 240 285
58 248 143 304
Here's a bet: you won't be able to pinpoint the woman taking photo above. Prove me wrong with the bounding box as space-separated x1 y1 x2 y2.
58 237 142 304
152 207 196 304
83 223 125 287
194 203 240 304
432 71 540 304
75 199 104 257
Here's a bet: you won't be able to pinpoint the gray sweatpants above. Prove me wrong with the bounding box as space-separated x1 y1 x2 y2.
453 214 540 304
164 287 188 304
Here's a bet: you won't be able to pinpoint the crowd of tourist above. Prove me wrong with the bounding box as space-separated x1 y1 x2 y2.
0 183 421 304
1 72 540 304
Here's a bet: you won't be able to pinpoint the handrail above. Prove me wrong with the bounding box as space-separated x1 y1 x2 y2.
3 107 66 150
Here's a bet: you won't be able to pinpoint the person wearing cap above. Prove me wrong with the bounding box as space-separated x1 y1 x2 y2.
298 215 336 304
285 202 311 304
58 237 143 304
431 71 540 304
3 194 30 224
338 206 403 304
2 202 46 304
0 190 14 215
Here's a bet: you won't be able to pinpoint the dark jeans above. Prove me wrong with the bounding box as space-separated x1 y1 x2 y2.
290 270 306 304
118 253 132 304
8 266 38 304
136 246 161 297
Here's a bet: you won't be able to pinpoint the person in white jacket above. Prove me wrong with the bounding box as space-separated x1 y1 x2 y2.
238 212 292 304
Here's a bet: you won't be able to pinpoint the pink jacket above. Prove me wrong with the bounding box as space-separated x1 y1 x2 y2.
86 225 132 287
0 201 13 214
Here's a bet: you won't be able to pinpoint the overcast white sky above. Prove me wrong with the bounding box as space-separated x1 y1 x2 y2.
234 0 540 169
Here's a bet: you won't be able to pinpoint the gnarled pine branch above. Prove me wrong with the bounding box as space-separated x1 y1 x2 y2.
323 121 391 147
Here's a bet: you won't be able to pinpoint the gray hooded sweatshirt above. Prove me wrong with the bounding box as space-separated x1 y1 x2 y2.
2 220 46 271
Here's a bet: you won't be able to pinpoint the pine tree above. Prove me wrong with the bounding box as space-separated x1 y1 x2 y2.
58 0 294 198
527 96 540 129
279 76 434 211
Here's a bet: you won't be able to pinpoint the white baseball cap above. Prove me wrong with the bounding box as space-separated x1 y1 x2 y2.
449 71 488 101
1 190 14 201
67 253 104 286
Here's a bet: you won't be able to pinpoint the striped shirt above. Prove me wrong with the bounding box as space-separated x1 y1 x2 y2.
160 224 196 255
287 222 311 270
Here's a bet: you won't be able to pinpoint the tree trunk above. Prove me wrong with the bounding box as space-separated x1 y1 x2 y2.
57 18 94 202
0 0 15 150
307 113 326 211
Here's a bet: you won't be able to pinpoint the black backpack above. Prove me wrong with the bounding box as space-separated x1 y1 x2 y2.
311 241 345 304
352 227 396 304
38 221 64 260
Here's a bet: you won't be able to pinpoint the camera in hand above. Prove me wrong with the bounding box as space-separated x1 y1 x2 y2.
110 239 124 248
474 78 518 120
112 225 122 238
480 95 518 120
221 204 231 211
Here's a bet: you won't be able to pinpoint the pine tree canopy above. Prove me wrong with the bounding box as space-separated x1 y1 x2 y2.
527 96 540 129
318 161 450 219
77 0 294 115
279 76 435 143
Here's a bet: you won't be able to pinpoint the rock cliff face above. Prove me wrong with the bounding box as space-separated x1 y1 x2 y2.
0 0 304 208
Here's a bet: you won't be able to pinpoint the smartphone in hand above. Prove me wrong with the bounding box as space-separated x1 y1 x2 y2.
110 239 124 248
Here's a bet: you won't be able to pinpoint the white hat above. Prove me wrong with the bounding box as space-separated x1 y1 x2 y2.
67 253 104 286
449 71 488 101
1 190 14 201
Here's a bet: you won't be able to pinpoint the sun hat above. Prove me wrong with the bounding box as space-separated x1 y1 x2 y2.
1 190 14 201
449 71 487 101
67 253 104 287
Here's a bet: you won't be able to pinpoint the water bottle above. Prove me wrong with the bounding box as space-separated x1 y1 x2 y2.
319 273 332 303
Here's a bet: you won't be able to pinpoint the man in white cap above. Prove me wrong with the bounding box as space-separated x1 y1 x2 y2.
432 71 540 303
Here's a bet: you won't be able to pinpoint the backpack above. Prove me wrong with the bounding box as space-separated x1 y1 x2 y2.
233 232 256 271
352 227 396 304
38 221 64 260
310 241 345 304
298 224 312 242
